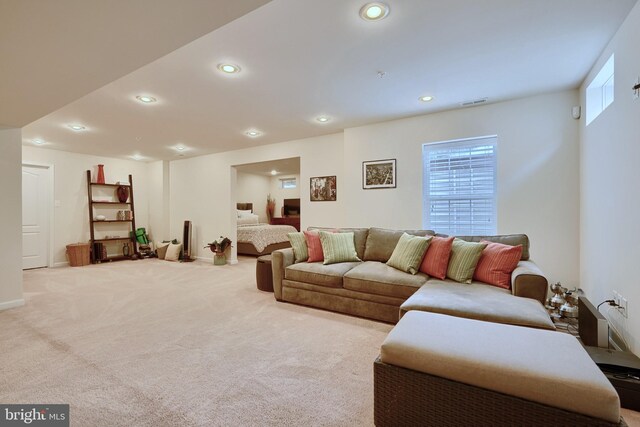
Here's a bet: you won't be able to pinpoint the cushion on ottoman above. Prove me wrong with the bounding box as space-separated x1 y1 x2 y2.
400 281 555 330
380 311 621 423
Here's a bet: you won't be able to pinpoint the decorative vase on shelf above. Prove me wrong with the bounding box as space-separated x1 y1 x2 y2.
96 164 105 184
214 253 226 265
116 185 129 203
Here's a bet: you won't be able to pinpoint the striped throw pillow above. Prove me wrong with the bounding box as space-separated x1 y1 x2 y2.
386 233 432 275
287 232 309 263
304 231 325 262
446 239 488 283
419 236 455 279
473 241 523 289
318 231 361 265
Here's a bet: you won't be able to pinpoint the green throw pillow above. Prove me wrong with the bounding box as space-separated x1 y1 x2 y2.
446 239 488 283
386 233 432 275
318 231 361 265
287 232 308 263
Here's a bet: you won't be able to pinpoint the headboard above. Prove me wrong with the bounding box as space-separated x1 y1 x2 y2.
236 203 253 212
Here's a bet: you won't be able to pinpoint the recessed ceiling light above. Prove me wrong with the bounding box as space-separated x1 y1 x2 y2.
136 95 157 103
131 154 143 161
246 130 262 137
360 2 389 21
218 63 241 74
68 124 86 131
271 170 277 176
176 145 185 151
32 139 45 145
316 116 330 123
419 95 434 102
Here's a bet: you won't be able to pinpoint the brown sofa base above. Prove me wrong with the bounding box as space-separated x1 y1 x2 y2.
374 357 626 427
282 286 400 323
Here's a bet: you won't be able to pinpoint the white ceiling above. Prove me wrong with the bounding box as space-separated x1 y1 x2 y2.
0 0 271 127
21 0 638 161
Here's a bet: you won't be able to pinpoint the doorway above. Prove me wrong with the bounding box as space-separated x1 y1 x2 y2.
22 164 52 269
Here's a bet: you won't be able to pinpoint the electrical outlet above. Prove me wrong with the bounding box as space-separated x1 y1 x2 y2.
613 290 620 306
620 296 628 318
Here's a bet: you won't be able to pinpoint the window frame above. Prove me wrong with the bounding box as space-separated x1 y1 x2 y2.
280 177 297 189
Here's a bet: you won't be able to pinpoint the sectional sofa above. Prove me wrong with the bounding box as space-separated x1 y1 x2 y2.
271 227 549 324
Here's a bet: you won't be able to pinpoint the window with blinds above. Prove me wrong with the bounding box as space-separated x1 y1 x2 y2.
422 136 497 235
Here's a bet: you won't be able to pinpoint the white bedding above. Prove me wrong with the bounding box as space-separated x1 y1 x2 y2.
237 224 296 252
237 214 259 225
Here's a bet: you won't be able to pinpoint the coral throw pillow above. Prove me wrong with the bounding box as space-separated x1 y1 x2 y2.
473 241 523 289
304 231 325 262
419 236 454 279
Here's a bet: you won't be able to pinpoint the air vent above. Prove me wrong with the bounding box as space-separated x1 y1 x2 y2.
460 98 488 107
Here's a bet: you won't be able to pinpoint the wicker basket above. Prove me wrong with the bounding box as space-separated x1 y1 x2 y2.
66 243 90 267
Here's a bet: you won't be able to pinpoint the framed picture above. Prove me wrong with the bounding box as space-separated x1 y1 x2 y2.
310 176 337 201
363 159 396 189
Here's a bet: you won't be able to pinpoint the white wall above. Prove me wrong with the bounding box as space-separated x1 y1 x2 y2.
0 128 24 310
147 160 170 241
22 146 151 265
269 173 301 217
236 172 271 223
580 1 640 354
344 90 580 288
170 133 345 261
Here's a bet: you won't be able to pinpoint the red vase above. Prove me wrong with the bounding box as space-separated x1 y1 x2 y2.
96 164 105 184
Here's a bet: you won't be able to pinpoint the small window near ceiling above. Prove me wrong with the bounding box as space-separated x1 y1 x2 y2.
586 54 614 126
422 136 498 236
281 178 296 189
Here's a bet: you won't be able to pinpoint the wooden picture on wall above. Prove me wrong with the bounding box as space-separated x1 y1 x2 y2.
363 159 396 189
310 176 337 201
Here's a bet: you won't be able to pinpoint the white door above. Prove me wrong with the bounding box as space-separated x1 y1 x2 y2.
22 165 50 269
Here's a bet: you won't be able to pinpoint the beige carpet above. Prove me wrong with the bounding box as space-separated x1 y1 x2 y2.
3 258 639 426
1 257 392 426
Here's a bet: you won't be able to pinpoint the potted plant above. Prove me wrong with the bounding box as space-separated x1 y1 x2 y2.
266 194 276 222
205 236 232 265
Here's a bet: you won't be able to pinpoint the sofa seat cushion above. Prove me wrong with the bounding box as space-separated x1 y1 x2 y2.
400 280 555 330
380 311 620 423
285 261 361 288
343 261 428 299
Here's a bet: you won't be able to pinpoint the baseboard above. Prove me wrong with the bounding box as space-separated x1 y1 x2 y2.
0 299 25 311
229 259 238 265
54 261 69 268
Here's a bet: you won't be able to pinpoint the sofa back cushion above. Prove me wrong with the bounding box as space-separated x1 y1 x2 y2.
308 227 369 260
364 227 435 263
454 234 530 260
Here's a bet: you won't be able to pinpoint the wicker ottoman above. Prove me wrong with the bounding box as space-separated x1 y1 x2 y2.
375 311 624 426
256 254 274 292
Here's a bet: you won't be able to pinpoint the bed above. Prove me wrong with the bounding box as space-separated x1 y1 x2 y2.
236 203 295 256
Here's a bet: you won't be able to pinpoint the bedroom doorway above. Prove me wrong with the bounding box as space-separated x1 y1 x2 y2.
232 157 301 256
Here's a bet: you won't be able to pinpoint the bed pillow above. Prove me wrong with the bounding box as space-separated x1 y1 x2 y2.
156 241 170 259
237 209 253 218
237 214 259 225
386 233 432 275
318 231 360 265
288 232 309 263
419 236 455 279
446 239 487 284
473 241 523 289
165 243 183 262
304 231 325 262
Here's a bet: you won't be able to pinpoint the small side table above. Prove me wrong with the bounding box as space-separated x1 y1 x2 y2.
256 254 274 292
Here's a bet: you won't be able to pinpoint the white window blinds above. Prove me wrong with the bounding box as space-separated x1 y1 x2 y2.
423 136 497 235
